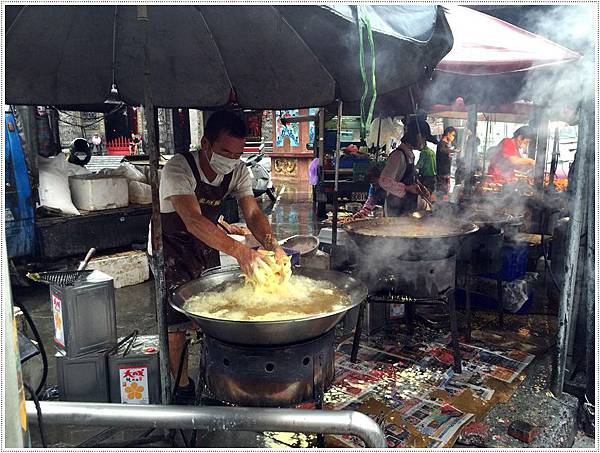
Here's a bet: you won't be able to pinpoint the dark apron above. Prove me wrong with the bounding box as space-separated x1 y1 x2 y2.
385 147 418 216
162 152 233 326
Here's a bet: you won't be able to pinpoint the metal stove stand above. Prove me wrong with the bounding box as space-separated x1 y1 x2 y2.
350 288 465 374
462 271 504 342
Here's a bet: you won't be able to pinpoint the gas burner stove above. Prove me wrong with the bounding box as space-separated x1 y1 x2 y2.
201 330 335 408
367 256 457 298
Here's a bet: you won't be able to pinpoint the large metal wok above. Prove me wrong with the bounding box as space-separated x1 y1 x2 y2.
343 216 479 261
171 267 367 346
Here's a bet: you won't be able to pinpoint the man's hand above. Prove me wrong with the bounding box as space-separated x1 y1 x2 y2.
509 156 536 168
234 245 268 277
353 208 371 219
273 246 287 263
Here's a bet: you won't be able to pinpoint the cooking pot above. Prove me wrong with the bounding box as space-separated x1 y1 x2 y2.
343 217 478 261
171 266 367 346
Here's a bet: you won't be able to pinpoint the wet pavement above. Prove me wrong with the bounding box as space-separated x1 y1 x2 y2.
12 178 592 448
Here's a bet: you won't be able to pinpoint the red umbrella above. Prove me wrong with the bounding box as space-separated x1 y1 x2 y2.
436 5 581 75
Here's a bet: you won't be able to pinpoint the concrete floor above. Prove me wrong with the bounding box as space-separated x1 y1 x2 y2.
12 179 594 448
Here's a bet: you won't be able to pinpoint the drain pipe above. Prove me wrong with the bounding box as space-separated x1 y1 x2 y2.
27 402 387 448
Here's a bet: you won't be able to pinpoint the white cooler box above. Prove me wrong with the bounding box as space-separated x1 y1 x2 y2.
69 175 129 211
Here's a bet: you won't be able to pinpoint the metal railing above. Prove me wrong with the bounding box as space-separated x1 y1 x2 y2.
26 401 387 448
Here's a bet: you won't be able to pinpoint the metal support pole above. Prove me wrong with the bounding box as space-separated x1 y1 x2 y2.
482 117 491 174
447 291 462 374
331 100 343 249
584 135 595 412
548 127 560 192
138 5 171 405
313 108 325 216
26 402 387 449
350 301 367 363
465 104 477 193
532 113 549 192
318 108 325 166
465 273 472 342
551 100 592 396
375 115 382 161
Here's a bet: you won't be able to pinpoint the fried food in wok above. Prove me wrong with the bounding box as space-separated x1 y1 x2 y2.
246 249 292 293
183 274 351 321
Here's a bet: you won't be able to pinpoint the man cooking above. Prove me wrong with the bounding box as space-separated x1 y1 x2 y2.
153 110 286 404
487 126 535 183
379 118 438 216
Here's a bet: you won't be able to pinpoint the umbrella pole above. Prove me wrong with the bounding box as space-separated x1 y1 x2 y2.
375 114 382 162
482 116 491 174
465 104 478 193
138 5 172 406
532 112 549 192
331 100 343 259
548 127 560 192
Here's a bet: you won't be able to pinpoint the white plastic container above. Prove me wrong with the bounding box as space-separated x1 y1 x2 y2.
69 174 129 211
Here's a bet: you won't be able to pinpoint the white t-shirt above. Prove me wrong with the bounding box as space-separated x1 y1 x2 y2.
148 151 253 254
159 151 254 213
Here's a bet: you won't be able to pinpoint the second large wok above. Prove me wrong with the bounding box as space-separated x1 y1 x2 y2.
343 216 479 261
171 267 367 346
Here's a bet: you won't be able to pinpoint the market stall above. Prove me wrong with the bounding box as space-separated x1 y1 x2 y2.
5 4 456 448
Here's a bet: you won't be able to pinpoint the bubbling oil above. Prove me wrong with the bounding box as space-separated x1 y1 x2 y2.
183 275 351 321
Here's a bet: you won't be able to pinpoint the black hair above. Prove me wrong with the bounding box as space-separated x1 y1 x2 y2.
367 164 383 179
204 110 247 143
513 126 534 140
443 126 456 137
401 122 421 148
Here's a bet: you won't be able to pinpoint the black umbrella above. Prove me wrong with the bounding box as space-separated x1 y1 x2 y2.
6 5 452 109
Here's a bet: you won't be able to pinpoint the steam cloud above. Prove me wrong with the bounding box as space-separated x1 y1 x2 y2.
518 4 597 118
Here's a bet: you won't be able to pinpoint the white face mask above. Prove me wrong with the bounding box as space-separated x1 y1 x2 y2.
208 147 238 175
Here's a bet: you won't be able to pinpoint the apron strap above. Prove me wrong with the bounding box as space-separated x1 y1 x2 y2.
181 151 203 187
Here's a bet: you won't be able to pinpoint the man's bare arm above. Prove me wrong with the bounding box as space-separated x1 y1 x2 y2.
170 194 263 275
238 196 286 260
508 156 535 168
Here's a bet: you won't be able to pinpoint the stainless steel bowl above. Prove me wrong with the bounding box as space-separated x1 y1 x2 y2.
279 234 320 257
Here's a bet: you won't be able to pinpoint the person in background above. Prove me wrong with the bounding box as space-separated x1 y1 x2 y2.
487 126 535 183
379 118 438 216
353 165 385 219
436 126 459 195
416 142 437 194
